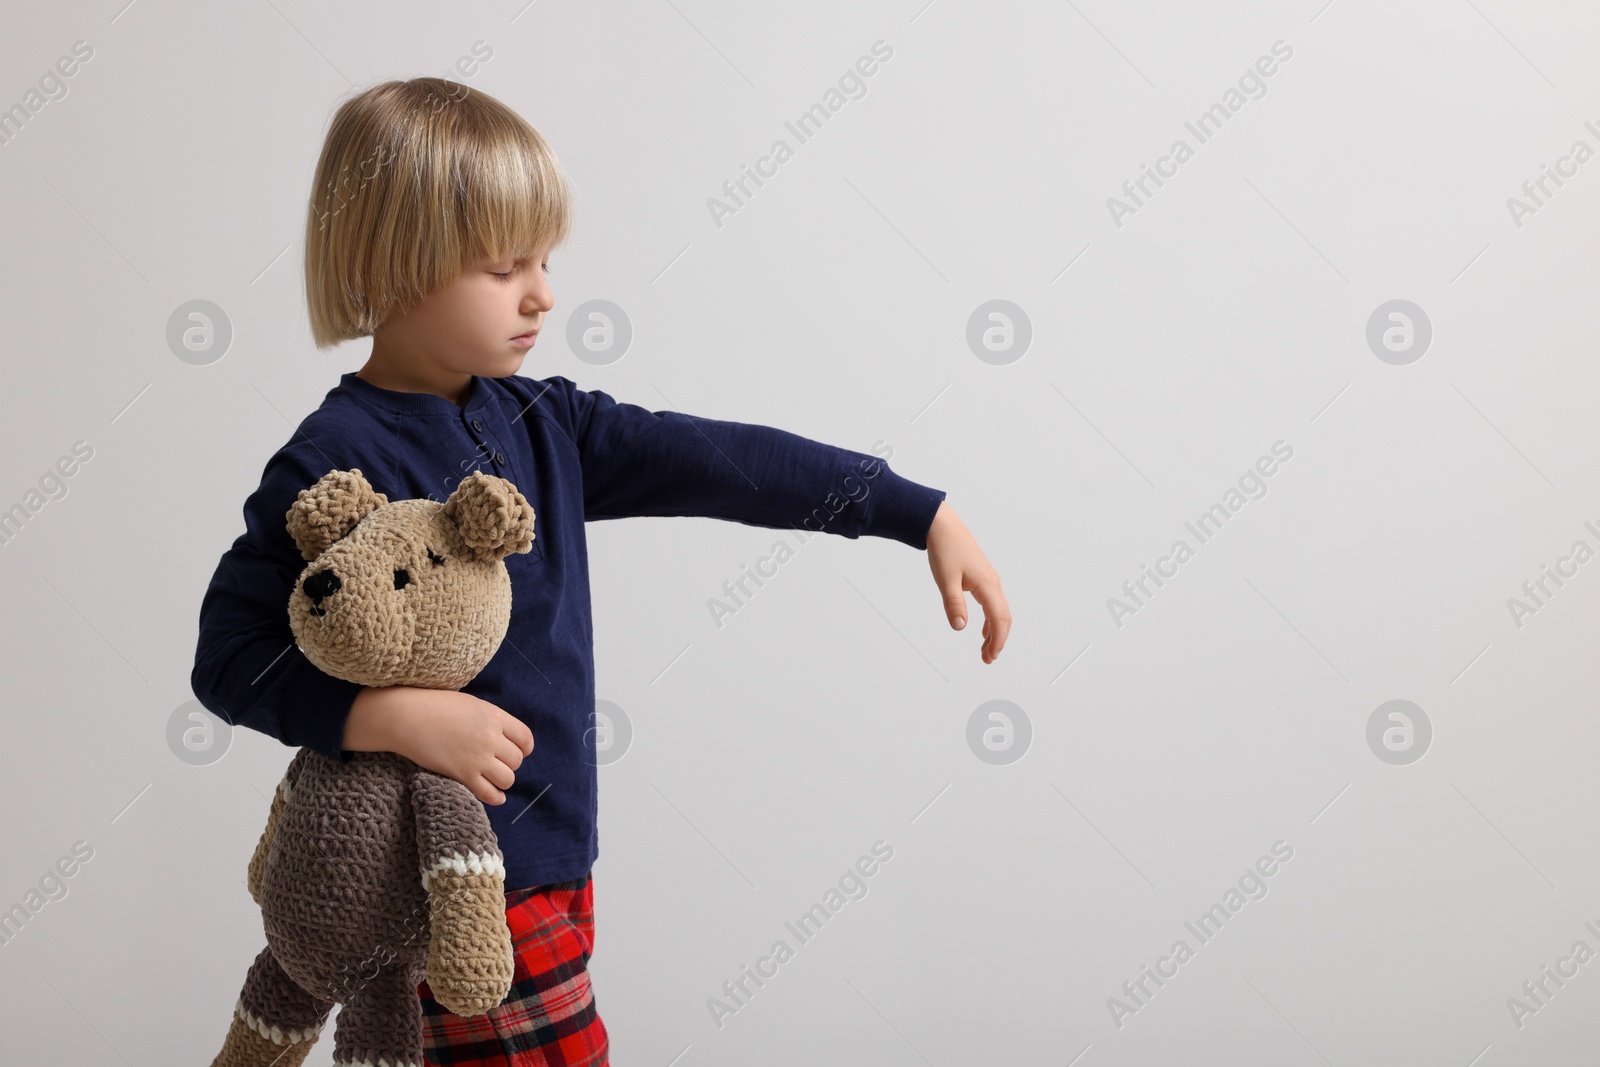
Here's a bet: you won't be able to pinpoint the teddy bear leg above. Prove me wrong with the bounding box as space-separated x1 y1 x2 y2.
331 958 428 1067
210 944 334 1067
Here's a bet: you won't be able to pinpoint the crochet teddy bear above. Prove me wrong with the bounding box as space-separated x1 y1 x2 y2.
210 468 536 1067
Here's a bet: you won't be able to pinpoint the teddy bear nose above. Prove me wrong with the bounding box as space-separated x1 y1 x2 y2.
302 569 342 603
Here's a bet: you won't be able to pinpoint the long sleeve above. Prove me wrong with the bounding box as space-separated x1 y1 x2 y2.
190 430 396 763
555 378 947 550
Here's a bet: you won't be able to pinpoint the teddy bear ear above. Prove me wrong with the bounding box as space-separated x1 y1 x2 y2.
285 469 388 561
442 470 535 562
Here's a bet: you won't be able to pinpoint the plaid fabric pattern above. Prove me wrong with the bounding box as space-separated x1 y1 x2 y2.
418 873 608 1065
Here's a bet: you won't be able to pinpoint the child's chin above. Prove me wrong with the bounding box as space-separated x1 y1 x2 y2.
479 352 526 376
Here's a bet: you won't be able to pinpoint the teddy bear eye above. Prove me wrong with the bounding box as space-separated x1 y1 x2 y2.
427 548 446 566
394 568 411 590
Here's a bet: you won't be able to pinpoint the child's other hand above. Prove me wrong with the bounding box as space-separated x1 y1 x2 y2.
345 686 535 805
925 501 1011 664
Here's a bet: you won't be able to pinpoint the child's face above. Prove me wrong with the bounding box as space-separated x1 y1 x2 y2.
378 247 553 379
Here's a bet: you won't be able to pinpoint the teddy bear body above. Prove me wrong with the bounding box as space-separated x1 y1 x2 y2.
210 469 537 1067
258 750 442 989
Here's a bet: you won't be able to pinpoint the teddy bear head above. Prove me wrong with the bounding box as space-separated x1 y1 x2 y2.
284 469 535 689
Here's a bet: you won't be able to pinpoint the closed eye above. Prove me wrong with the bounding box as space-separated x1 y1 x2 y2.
491 260 550 281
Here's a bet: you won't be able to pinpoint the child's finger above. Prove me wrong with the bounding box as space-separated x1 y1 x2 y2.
474 776 506 805
946 592 968 629
503 717 535 756
971 580 1012 660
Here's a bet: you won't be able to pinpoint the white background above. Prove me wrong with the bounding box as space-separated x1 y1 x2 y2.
2 1 1598 1064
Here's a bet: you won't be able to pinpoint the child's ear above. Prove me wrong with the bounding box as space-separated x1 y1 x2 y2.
285 469 388 561
443 471 535 562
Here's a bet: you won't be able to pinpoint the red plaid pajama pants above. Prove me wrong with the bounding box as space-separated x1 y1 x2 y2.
417 872 608 1065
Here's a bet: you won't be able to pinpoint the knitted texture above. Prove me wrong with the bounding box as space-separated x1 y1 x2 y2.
210 469 533 1067
443 469 536 562
286 467 389 561
285 470 531 690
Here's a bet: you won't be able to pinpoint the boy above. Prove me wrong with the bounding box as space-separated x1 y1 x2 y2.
192 77 1009 1066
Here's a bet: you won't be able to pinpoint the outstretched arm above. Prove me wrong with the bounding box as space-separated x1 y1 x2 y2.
926 502 1011 664
534 375 947 550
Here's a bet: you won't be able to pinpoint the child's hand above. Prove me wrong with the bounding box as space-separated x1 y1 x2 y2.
926 501 1011 664
344 686 535 805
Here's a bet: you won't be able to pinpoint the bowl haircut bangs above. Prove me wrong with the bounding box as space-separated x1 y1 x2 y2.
303 76 574 349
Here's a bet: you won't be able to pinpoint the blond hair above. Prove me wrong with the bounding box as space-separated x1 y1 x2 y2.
303 77 574 349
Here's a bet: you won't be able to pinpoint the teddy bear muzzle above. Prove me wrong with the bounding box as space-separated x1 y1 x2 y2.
301 568 342 616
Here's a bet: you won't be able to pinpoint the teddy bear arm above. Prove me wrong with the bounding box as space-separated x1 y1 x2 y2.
410 768 506 886
410 768 514 1016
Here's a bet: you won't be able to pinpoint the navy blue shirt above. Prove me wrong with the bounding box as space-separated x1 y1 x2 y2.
190 371 946 889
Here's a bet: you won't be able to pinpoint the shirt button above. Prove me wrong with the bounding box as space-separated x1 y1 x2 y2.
494 451 507 465
471 419 485 432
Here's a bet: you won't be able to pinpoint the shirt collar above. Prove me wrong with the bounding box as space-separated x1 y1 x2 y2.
339 372 494 417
